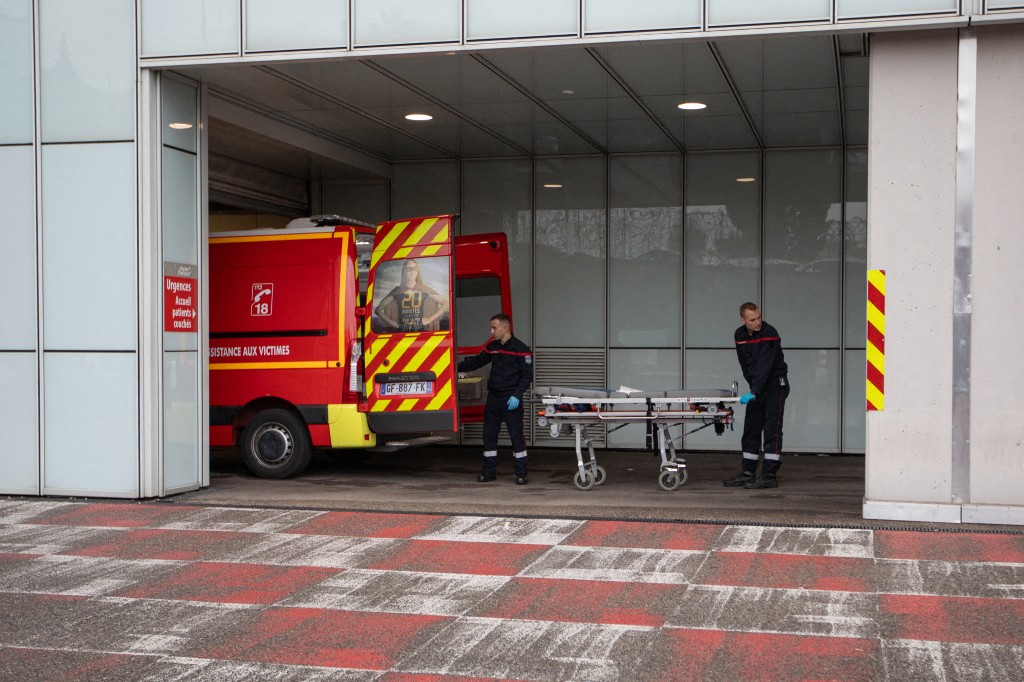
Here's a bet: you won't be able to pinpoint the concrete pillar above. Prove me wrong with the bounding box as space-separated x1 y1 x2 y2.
865 25 1024 525
864 29 959 522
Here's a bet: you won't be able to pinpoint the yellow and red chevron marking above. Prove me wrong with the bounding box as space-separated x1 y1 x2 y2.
370 216 451 268
866 270 885 411
366 332 454 413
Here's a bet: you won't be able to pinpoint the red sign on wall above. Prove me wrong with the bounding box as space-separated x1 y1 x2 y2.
164 262 198 333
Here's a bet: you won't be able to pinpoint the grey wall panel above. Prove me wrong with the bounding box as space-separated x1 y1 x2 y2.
39 0 135 143
41 143 138 351
43 352 139 496
0 0 34 144
0 145 37 351
0 352 39 494
141 0 239 57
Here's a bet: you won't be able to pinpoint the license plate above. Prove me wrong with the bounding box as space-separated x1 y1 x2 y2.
381 381 432 396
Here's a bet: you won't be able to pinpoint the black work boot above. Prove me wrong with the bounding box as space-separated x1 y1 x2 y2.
744 474 779 489
515 475 528 485
723 471 756 487
477 471 496 482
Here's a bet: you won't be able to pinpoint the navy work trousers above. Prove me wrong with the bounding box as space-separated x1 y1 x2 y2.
482 393 527 476
740 376 790 474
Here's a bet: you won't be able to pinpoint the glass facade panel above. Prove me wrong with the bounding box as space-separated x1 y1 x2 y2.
683 349 742 451
585 0 701 34
164 351 200 490
684 349 839 453
247 0 347 52
607 348 681 446
162 149 199 273
141 0 240 58
535 157 605 347
844 149 868 348
43 352 138 495
986 1 1024 8
684 152 761 348
0 353 38 494
0 0 34 144
39 0 135 143
467 0 577 40
708 0 831 26
0 145 37 350
42 143 137 350
609 155 681 348
462 159 533 343
392 161 460 219
355 0 460 46
763 149 842 349
162 78 198 153
838 0 958 19
843 349 866 451
785 348 840 452
162 149 198 352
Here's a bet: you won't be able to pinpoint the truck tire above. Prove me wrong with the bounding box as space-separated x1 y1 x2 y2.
240 409 312 479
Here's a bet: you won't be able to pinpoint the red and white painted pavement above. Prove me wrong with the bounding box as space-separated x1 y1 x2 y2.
1 499 1023 680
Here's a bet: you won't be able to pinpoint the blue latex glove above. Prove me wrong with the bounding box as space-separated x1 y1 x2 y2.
740 392 756 405
507 396 520 410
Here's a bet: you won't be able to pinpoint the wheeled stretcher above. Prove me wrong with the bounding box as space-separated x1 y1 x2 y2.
534 383 739 491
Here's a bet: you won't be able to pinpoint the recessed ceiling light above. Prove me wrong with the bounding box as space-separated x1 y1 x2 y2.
736 177 756 183
562 89 575 95
677 102 707 111
168 122 193 130
404 113 433 121
543 183 563 189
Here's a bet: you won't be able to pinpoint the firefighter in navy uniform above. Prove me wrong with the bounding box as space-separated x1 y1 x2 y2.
725 302 791 489
458 313 533 484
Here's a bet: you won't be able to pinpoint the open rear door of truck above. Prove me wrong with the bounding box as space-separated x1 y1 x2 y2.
363 215 458 434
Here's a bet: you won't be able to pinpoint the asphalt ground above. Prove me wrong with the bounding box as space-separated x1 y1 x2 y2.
1 497 1023 681
2 447 1023 680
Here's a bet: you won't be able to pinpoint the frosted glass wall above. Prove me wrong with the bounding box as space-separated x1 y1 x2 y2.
355 0 460 47
386 148 867 453
763 148 843 348
462 159 533 343
684 153 761 348
247 0 347 52
0 0 34 144
585 0 701 34
162 77 202 492
708 0 831 27
535 157 606 347
609 155 682 348
39 0 136 142
467 0 578 40
141 0 240 57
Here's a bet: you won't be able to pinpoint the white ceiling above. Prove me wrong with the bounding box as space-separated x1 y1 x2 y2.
182 32 868 188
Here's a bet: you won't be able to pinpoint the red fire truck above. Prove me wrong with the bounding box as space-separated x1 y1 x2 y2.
209 214 512 478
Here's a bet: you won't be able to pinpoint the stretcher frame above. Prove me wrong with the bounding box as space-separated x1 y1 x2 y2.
534 383 739 491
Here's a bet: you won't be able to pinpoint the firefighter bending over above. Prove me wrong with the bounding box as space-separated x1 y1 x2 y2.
725 302 791 489
458 313 533 485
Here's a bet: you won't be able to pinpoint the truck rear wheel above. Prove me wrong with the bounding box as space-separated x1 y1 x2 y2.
240 409 312 479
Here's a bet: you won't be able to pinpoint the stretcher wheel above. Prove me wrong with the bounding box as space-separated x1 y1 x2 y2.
593 465 607 486
537 416 549 427
573 470 596 491
658 470 684 491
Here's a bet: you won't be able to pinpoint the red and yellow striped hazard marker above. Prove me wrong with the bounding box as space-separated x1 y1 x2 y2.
866 270 885 411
